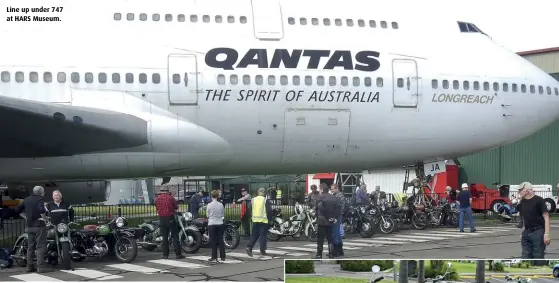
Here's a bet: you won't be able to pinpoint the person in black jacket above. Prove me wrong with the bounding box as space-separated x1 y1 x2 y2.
14 186 51 273
315 185 339 259
45 190 75 225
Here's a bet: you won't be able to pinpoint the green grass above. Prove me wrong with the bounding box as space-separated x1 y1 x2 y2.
446 261 550 274
285 277 396 283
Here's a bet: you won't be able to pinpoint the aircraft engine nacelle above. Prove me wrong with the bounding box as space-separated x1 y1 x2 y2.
5 181 111 204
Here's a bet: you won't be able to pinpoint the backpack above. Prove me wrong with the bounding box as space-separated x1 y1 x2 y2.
0 248 13 268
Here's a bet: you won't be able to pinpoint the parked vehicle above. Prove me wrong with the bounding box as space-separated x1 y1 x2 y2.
505 274 532 283
469 183 511 213
183 212 240 253
553 263 559 277
372 198 395 234
137 212 202 254
367 265 384 283
418 262 452 283
268 203 316 241
496 199 521 223
343 204 375 238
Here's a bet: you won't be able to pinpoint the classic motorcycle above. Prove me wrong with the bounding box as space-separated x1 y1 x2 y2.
367 265 384 283
12 219 73 270
497 199 521 223
69 216 141 263
268 202 317 241
343 204 375 238
372 198 395 234
419 262 453 283
392 193 428 230
183 212 241 253
138 212 202 253
505 274 532 283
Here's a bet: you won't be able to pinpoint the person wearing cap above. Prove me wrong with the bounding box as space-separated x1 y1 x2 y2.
457 183 476 233
236 188 252 238
517 182 550 260
246 187 271 257
155 187 184 260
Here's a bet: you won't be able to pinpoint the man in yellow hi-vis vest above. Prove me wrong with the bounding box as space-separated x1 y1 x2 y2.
245 187 270 257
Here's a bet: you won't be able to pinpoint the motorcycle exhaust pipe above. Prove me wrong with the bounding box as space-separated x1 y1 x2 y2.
12 255 25 260
268 229 282 235
71 251 87 258
136 241 158 246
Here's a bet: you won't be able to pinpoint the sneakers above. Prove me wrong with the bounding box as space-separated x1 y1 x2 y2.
246 247 253 257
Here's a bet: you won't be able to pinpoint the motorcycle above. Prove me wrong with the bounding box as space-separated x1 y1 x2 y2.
426 198 458 227
505 274 532 283
372 199 395 234
12 218 73 270
419 262 453 283
367 265 384 283
183 212 241 253
392 194 428 230
497 199 521 223
343 205 375 238
138 212 202 253
268 202 317 241
69 216 141 263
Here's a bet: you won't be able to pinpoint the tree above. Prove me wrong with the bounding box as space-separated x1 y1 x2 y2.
476 260 485 283
399 260 409 283
417 261 425 283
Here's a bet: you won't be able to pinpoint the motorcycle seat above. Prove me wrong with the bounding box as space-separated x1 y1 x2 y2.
83 224 98 231
77 229 97 235
149 220 160 226
193 218 208 226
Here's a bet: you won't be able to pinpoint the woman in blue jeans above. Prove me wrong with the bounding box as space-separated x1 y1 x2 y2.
457 183 476 233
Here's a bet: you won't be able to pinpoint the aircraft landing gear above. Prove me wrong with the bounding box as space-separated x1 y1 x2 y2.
403 161 434 208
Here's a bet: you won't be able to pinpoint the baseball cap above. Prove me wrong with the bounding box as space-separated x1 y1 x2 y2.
461 183 468 189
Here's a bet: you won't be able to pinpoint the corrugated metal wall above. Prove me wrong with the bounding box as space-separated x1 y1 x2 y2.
522 52 559 73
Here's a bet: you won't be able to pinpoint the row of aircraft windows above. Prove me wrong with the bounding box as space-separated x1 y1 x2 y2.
113 13 248 24
0 71 162 84
432 79 559 96
287 17 399 29
217 74 384 87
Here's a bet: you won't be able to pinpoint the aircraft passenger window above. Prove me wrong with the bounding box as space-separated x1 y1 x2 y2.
255 75 263 85
304 76 312 86
202 15 210 23
376 77 383 87
190 15 198 23
358 19 365 27
369 20 376 28
317 76 325 86
472 81 479 90
112 73 120 83
240 16 247 24
329 76 336 86
380 21 387 28
512 83 518 92
503 83 509 92
214 16 222 23
57 72 66 83
0 71 9 82
152 14 160 22
178 14 186 22
152 74 160 84
293 76 300 86
230 75 238 85
288 17 295 25
113 13 122 21
166 14 173 22
99 73 107 83
431 79 438 89
43 72 52 83
442 80 449 89
530 85 535 94
29 72 38 83
172 74 180 84
335 19 342 26
242 75 250 85
346 19 354 27
364 77 372 87
538 85 543 94
397 78 404 88
268 75 276 85
227 16 235 23
126 13 134 21
452 80 459 90
126 73 136 83
85 72 93 83
555 88 558 95
323 18 331 26
391 22 399 29
493 82 499 91
300 18 307 25
139 73 147 84
547 86 552 95
217 74 225 85
280 75 288 85
483 82 489 91
311 18 319 26
353 77 360 86
521 84 526 93
463 81 470 90
140 13 147 21
341 77 348 86
71 72 79 83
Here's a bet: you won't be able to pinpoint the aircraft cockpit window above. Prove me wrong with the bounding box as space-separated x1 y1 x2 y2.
463 81 470 90
29 72 38 83
99 73 107 84
300 18 307 25
346 19 354 27
483 82 489 91
242 75 250 85
512 83 518 92
457 21 489 36
452 80 459 90
152 14 160 22
71 72 79 83
547 86 552 95
280 75 288 85
268 75 276 85
191 15 198 23
230 75 239 85
431 79 438 89
341 76 348 86
255 75 263 85
458 22 467 32
0 71 9 82
292 76 300 86
364 77 372 87
380 21 387 29
139 13 147 21
311 18 319 26
126 13 134 21
335 19 342 26
57 72 66 83
178 14 186 22
317 76 325 86
113 13 122 21
85 72 93 83
493 82 499 91
391 22 399 29
227 16 235 23
503 83 509 92
353 77 360 86
369 20 376 28
530 85 535 94
358 19 365 27
376 77 383 87
521 84 526 93
112 73 120 84
217 74 225 85
126 73 134 83
397 78 404 88
329 76 336 86
323 18 331 26
538 85 543 94
43 72 52 83
442 80 449 89
166 14 174 22
473 81 480 90
139 73 147 84
304 76 312 86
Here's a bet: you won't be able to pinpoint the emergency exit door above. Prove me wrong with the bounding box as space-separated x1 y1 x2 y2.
392 59 419 108
168 54 199 105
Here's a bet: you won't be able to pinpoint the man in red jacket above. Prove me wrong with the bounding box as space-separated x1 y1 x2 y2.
155 188 184 260
237 188 252 238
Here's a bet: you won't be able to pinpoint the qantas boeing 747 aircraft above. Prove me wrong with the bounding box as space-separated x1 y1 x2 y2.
0 0 558 203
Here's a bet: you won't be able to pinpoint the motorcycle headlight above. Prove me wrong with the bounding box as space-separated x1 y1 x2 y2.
183 212 193 221
360 206 366 213
57 223 68 233
115 217 127 228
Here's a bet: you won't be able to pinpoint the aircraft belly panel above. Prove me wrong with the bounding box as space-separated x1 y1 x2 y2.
281 109 350 164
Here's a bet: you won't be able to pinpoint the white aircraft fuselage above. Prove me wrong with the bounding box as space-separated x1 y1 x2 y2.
0 0 558 183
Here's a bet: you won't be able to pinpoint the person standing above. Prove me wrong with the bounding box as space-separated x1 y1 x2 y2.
306 185 320 208
315 184 339 258
45 190 75 225
14 186 51 273
189 190 204 219
457 183 476 233
246 188 270 257
236 188 252 238
330 184 345 257
155 188 184 260
355 184 369 205
207 190 226 263
517 182 550 260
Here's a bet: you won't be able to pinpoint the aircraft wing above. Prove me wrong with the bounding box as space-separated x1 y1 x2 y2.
0 95 148 158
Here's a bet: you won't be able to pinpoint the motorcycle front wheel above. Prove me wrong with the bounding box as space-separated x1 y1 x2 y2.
412 212 428 230
181 229 202 254
306 224 318 242
223 225 240 249
379 217 395 234
114 236 138 263
13 237 27 267
359 218 375 238
60 242 72 270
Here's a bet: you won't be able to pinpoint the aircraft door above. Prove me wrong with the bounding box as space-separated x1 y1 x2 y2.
392 59 419 108
250 0 284 40
168 54 200 105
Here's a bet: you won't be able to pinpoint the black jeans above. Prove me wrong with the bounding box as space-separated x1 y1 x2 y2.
247 222 268 252
159 216 181 257
209 224 226 260
241 213 251 236
317 225 333 255
27 226 47 270
521 226 545 259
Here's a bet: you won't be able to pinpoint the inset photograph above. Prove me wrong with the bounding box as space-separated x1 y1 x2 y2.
285 259 559 283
